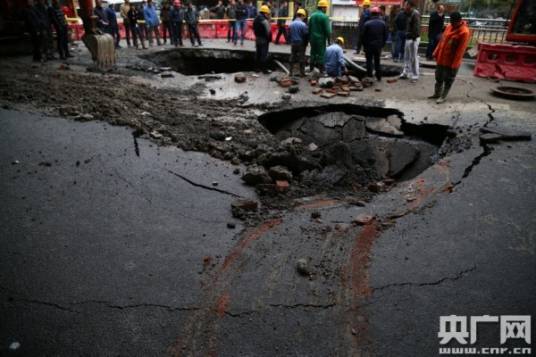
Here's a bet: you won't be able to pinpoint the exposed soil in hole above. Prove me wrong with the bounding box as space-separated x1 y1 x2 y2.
142 48 280 75
143 48 401 78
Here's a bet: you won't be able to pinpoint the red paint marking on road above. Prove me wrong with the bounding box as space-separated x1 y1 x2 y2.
215 291 230 318
221 218 282 272
349 220 380 301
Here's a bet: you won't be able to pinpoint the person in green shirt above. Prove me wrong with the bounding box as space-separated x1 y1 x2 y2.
308 0 331 72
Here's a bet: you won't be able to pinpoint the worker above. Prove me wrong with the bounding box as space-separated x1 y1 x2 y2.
399 0 420 83
274 0 289 45
136 3 148 46
210 0 225 19
288 8 308 77
185 2 202 47
308 0 331 72
253 5 272 71
127 3 147 49
388 5 400 60
226 0 237 43
93 0 108 32
355 0 370 54
234 0 248 46
144 0 161 46
430 11 470 104
324 37 346 77
160 1 171 44
426 3 445 60
120 0 132 47
393 4 407 62
362 6 387 81
169 0 184 46
48 0 72 59
105 2 121 48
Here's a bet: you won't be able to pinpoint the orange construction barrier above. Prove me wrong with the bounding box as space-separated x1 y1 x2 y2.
474 43 536 83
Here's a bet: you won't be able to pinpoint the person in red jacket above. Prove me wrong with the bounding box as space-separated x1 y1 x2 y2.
429 11 471 104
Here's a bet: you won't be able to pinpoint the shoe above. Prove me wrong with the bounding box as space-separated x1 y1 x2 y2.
399 73 408 79
428 94 440 99
436 97 446 104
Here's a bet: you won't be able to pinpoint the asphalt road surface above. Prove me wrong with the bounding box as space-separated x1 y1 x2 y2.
1 107 535 356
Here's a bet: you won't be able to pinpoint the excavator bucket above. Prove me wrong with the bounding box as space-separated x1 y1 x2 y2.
82 33 116 69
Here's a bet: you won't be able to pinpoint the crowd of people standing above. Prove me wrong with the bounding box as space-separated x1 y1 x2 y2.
24 0 470 103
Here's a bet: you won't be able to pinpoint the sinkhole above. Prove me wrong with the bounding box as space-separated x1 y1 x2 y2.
142 48 278 75
142 48 402 78
257 104 450 186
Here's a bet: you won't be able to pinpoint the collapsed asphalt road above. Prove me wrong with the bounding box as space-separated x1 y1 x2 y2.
1 42 536 356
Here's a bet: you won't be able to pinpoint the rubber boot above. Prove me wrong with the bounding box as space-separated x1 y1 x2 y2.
428 81 442 99
437 81 453 104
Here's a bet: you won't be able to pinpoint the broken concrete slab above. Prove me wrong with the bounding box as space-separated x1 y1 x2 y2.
480 127 532 141
366 118 404 137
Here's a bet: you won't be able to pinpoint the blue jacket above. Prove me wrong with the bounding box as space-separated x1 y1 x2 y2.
324 43 345 76
105 6 118 29
289 18 308 45
144 4 160 27
362 17 387 51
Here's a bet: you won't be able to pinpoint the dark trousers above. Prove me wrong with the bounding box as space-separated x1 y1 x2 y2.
109 26 120 48
393 31 405 61
365 47 382 80
227 20 235 42
30 31 43 61
162 21 171 42
256 40 269 70
130 23 146 48
171 21 183 46
147 25 161 45
426 32 441 59
434 65 458 97
290 43 306 75
275 24 288 44
56 26 70 58
124 20 132 46
188 23 201 45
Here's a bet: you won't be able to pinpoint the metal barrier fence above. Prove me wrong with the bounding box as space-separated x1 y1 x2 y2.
332 16 510 49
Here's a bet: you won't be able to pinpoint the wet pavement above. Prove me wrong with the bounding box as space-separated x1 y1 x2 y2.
1 40 536 356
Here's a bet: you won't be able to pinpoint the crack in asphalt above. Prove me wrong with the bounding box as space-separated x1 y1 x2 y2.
5 297 202 313
371 265 476 292
451 101 496 187
223 303 337 317
166 169 242 198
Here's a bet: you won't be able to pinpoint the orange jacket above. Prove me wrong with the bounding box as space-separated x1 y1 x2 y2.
433 21 471 69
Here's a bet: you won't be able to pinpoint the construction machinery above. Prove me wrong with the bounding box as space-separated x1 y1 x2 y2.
78 0 116 68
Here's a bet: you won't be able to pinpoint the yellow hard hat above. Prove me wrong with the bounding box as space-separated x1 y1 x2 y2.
317 0 328 8
260 5 270 14
336 36 345 45
296 8 306 16
362 0 370 6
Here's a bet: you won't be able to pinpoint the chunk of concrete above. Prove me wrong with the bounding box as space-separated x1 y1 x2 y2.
268 165 293 181
242 165 272 185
